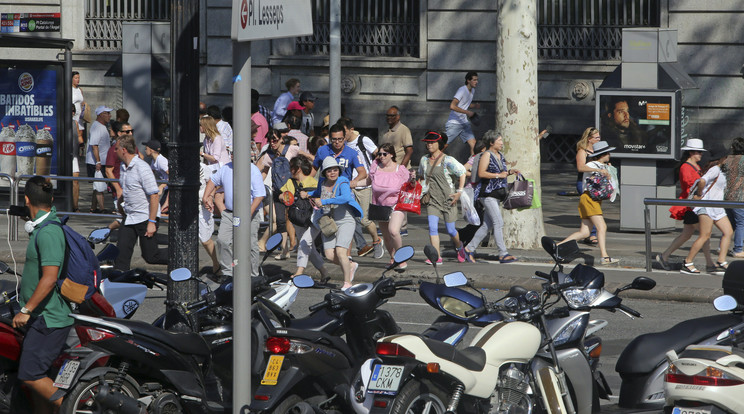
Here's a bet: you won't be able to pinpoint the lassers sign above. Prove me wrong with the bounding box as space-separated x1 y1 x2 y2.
232 0 313 42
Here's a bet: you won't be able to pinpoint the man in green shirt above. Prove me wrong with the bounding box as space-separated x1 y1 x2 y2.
12 176 73 412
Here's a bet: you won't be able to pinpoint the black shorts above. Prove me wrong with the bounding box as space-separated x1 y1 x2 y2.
18 316 72 381
683 209 699 225
368 204 393 221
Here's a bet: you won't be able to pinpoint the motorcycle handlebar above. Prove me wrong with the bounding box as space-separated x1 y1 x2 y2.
619 304 642 317
465 306 486 317
535 271 551 280
266 273 283 284
395 280 414 287
308 301 328 312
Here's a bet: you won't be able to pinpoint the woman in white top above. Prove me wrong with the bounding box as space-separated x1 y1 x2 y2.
681 156 733 275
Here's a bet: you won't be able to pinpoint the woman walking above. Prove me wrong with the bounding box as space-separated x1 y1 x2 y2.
418 131 467 264
461 131 518 263
200 115 230 169
369 143 413 268
575 127 603 245
559 141 619 265
680 154 733 275
311 157 363 289
723 137 744 258
656 139 715 270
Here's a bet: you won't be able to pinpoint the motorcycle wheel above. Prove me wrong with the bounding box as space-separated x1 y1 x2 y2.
59 372 139 414
389 379 448 414
271 394 304 414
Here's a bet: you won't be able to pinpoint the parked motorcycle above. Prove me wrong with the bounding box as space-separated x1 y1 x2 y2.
615 260 744 409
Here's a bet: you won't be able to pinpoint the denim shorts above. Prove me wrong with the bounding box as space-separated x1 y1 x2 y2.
445 121 475 143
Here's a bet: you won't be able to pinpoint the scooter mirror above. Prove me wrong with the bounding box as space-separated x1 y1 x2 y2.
292 275 314 288
423 245 439 263
393 245 415 264
714 295 739 312
541 236 556 257
88 228 111 244
0 261 8 274
443 272 467 287
266 233 283 252
631 276 656 291
170 268 192 282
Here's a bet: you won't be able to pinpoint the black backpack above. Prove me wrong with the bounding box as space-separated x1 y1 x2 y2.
287 179 313 227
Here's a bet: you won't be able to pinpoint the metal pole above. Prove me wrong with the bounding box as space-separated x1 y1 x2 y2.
644 205 651 272
168 0 200 302
329 0 341 123
232 40 252 413
64 47 73 212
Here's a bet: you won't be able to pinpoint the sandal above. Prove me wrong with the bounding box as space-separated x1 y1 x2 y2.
655 254 671 271
680 262 700 274
712 261 729 276
462 248 476 263
499 255 518 264
583 237 599 246
601 257 619 265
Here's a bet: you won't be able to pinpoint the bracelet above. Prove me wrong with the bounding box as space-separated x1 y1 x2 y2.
456 188 463 193
148 219 157 223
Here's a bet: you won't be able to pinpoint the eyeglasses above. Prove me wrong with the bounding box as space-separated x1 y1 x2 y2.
270 138 281 143
330 138 344 142
376 152 390 158
121 129 133 134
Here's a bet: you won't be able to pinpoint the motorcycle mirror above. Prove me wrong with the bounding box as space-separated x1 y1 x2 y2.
170 268 192 282
292 275 315 288
541 236 556 257
96 244 120 264
631 276 656 291
393 245 415 264
88 227 111 244
714 295 739 312
0 261 8 274
266 233 283 252
424 244 439 263
443 272 467 287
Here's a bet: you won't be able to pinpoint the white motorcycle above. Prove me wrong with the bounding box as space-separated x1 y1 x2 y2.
664 294 744 414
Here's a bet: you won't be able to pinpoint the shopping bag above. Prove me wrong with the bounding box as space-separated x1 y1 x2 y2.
669 204 690 220
460 187 480 225
503 174 533 210
394 181 422 215
93 170 107 192
528 180 541 210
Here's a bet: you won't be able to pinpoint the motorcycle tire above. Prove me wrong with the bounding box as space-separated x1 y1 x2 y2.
270 394 304 414
59 372 139 414
389 379 448 414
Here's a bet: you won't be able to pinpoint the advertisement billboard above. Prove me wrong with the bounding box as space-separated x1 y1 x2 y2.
595 90 679 159
0 61 63 178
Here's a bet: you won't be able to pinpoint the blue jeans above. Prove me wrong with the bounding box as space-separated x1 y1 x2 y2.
729 208 744 253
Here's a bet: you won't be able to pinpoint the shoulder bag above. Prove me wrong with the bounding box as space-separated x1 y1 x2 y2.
420 153 443 205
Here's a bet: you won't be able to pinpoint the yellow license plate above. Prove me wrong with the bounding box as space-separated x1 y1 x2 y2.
261 355 284 385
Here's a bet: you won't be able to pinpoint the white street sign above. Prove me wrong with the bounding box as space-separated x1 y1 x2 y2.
232 0 313 42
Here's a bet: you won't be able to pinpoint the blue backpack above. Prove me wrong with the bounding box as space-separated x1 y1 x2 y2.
270 145 292 192
35 221 101 304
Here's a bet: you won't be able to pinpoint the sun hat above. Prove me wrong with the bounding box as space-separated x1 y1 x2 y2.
591 141 616 157
321 157 341 175
680 138 707 152
422 131 444 142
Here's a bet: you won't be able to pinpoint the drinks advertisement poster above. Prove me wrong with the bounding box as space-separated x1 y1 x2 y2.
0 63 61 179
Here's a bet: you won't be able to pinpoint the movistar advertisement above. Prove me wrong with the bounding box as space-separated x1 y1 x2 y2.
596 90 679 159
0 62 62 178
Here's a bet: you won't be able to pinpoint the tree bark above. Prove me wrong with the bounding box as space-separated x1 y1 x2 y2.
496 0 545 248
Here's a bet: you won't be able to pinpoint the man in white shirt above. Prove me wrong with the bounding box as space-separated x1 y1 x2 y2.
272 78 301 126
445 71 480 155
86 106 113 213
208 105 233 149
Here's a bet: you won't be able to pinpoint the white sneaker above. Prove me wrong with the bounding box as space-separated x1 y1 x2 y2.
373 239 385 259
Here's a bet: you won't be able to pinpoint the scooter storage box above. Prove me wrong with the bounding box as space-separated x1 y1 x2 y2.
722 260 744 304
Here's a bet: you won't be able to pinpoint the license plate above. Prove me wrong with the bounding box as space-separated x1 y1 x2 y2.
367 364 404 395
260 355 284 385
53 360 80 389
672 406 713 414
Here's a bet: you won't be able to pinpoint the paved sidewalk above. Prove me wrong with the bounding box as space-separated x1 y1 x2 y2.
0 167 727 303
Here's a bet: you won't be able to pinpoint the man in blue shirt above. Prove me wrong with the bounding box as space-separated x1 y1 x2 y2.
312 123 367 185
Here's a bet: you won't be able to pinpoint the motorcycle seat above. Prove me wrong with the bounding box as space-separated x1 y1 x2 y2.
289 308 343 333
616 313 742 374
420 336 487 372
102 317 211 357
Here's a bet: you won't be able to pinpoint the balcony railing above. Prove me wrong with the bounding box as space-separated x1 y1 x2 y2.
85 0 170 50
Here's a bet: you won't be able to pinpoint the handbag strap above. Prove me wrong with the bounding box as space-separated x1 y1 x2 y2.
425 153 444 182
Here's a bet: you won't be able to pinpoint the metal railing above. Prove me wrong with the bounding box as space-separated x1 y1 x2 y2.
85 0 171 50
643 198 744 272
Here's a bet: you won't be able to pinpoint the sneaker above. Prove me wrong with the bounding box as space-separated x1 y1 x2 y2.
400 229 409 237
425 258 443 265
600 257 619 265
398 262 408 270
457 248 467 263
358 244 374 257
377 229 383 236
373 239 385 259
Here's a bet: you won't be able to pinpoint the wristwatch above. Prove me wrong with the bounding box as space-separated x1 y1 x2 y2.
20 306 31 315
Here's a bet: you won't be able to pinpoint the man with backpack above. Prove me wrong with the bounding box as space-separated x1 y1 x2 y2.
13 176 73 412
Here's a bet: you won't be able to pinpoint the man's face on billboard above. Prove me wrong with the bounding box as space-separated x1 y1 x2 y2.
611 101 630 129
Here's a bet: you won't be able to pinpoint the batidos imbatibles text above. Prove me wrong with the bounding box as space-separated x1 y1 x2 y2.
0 94 54 117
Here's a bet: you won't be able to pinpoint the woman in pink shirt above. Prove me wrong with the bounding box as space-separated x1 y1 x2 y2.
369 143 414 267
200 115 230 168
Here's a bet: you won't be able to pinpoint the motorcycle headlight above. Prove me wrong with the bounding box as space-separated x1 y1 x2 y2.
562 288 601 308
553 317 583 346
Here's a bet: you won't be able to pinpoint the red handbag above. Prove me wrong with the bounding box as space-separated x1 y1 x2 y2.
669 204 690 220
394 182 422 215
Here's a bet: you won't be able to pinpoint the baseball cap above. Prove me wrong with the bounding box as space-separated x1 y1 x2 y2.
95 106 114 116
273 122 290 132
287 101 304 111
144 140 162 151
299 91 317 103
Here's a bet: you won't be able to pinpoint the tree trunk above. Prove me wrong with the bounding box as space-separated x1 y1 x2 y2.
496 0 545 249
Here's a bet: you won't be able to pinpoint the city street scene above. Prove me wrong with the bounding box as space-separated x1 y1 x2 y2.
1 1 744 413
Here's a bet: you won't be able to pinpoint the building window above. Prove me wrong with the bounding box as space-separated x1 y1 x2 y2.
85 0 171 50
296 0 420 58
537 0 661 60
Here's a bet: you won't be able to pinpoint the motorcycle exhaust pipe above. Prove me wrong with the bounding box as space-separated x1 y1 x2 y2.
94 382 146 414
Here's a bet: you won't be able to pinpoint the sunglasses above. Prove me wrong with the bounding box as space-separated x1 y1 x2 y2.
330 138 344 142
376 152 390 158
121 129 133 134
